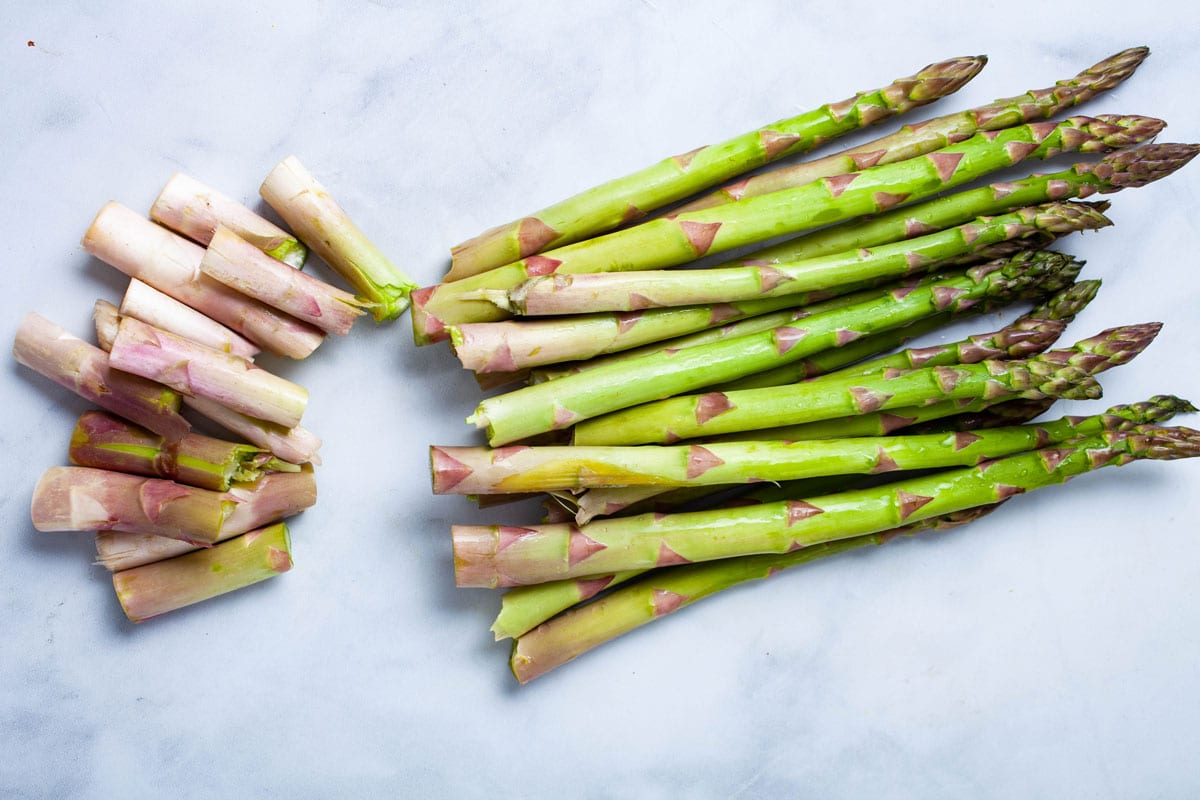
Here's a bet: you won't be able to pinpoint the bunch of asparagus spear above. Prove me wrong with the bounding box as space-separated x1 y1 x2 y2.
425 47 1200 682
15 157 415 621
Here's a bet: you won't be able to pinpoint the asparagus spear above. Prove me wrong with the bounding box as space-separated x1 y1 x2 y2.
574 323 1155 446
13 312 190 441
259 156 417 322
438 403 1170 495
412 114 1157 341
95 467 318 571
447 55 986 279
200 225 369 336
714 278 1098 393
113 522 293 622
70 410 299 492
469 252 1083 446
507 506 1001 677
120 279 260 361
150 172 307 267
742 143 1200 265
673 47 1150 213
108 315 309 429
485 202 1110 316
83 201 325 359
456 425 1200 588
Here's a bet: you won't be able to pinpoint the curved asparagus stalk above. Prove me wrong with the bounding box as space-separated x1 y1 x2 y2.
413 114 1158 341
150 172 307 267
579 323 1157 446
447 55 987 279
108 316 309 429
70 410 299 492
456 425 1200 589
715 278 1099 393
82 202 325 359
674 47 1150 213
259 156 416 322
95 467 318 571
13 312 190 441
113 522 294 622
489 202 1110 316
182 395 322 466
742 143 1200 265
506 506 1001 677
470 252 1084 446
121 279 260 360
200 225 369 336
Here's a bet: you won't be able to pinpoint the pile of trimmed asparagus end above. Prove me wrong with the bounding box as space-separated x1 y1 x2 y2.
423 46 1200 683
16 157 415 622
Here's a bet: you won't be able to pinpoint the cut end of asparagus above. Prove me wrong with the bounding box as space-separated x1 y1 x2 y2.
113 522 293 622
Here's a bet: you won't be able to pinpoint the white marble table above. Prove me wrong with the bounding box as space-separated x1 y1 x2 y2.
3 2 1199 796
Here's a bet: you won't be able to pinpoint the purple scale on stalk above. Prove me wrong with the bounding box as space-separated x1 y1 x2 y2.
1005 140 1040 162
905 252 929 272
525 255 562 276
491 445 530 462
497 526 538 552
980 130 1003 142
786 500 824 525
933 286 968 311
1034 428 1051 448
929 151 964 182
907 345 947 367
871 447 900 473
267 547 293 573
695 393 734 425
851 149 887 170
651 588 689 617
708 304 740 325
656 541 691 567
1039 448 1075 472
620 204 645 224
686 445 725 478
883 367 905 380
758 266 792 292
983 379 1010 401
934 366 966 393
857 248 872 259
671 146 705 170
904 218 937 237
953 431 981 451
1027 120 1059 142
890 285 918 301
774 326 809 355
483 340 517 373
880 413 916 433
431 447 474 493
680 220 722 256
835 329 862 346
629 293 654 311
552 404 580 429
991 182 1020 199
1047 179 1072 200
576 575 615 601
994 484 1025 500
760 130 802 159
850 387 893 413
973 106 1004 127
603 501 629 515
826 96 857 121
138 480 192 524
567 527 607 567
722 178 751 201
1076 184 1097 198
897 490 934 520
517 217 560 255
825 173 860 198
873 191 910 211
616 311 643 334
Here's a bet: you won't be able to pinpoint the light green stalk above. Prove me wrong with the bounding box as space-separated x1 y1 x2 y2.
446 56 987 279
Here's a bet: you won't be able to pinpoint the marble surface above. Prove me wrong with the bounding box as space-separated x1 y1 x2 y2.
3 1 1200 797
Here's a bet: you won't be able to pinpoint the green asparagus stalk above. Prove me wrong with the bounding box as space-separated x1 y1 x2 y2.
113 522 294 622
259 156 417 322
469 252 1084 446
150 172 307 268
108 316 309 429
95 467 318 571
70 410 299 492
574 323 1155 446
83 201 326 359
200 225 368 336
446 55 987 280
13 312 190 441
739 143 1200 265
412 114 1157 342
506 506 1001 676
715 278 1099 393
455 425 1200 588
522 237 1065 383
672 47 1150 213
484 202 1110 316
438 403 1169 495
